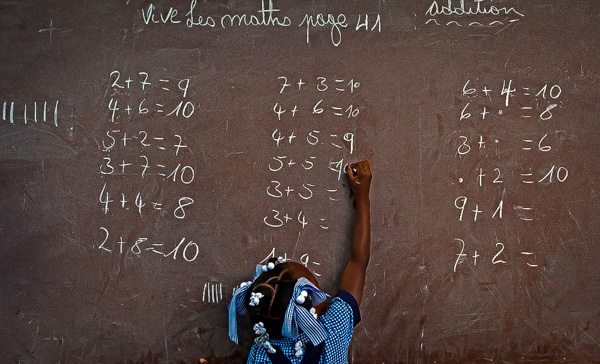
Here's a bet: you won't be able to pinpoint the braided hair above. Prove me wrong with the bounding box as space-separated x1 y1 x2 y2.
244 258 317 339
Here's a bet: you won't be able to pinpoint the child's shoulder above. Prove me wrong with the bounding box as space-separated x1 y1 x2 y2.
320 291 361 328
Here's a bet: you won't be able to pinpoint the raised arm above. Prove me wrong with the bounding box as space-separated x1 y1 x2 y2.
338 160 372 305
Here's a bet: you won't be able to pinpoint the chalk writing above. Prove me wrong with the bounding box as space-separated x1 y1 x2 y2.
2 100 59 127
427 0 524 17
271 132 355 154
460 80 563 123
101 131 189 155
260 247 322 277
98 227 199 262
425 0 524 28
263 74 363 230
141 1 381 47
98 183 194 219
453 237 540 272
38 20 59 44
107 70 193 123
96 70 199 263
278 77 361 94
273 101 360 120
202 282 223 304
450 77 571 273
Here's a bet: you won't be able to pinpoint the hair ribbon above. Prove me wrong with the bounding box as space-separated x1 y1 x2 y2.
281 277 328 345
228 264 264 344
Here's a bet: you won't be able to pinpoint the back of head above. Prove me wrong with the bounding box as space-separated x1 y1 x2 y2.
244 259 316 339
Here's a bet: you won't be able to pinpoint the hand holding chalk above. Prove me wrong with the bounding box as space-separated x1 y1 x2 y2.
346 160 372 203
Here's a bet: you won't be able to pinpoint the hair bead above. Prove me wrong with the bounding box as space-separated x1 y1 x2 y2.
249 292 264 306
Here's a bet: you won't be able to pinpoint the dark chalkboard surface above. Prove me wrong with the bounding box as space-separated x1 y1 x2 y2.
1 1 599 363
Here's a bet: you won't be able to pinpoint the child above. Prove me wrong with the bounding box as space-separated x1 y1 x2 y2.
228 160 372 363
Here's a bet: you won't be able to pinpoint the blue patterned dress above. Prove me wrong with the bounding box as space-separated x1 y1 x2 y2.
247 290 361 364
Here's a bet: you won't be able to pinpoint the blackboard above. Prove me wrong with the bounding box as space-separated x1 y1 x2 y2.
1 1 599 363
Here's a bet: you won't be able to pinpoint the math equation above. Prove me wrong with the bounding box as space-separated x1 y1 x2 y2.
450 77 570 272
262 75 361 231
96 70 199 263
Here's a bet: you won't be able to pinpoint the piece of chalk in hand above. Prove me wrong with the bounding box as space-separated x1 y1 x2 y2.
344 164 357 175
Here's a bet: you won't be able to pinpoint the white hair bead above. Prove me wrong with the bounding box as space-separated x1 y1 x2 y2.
294 341 304 357
253 322 266 335
249 292 264 306
267 262 275 270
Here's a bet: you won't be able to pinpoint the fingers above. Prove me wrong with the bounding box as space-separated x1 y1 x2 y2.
346 161 372 204
344 164 358 178
356 160 371 175
346 160 371 181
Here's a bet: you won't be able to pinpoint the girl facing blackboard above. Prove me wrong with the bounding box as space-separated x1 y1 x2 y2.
228 160 372 363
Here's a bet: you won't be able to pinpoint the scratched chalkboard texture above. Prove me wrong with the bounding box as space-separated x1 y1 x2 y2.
1 0 599 363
